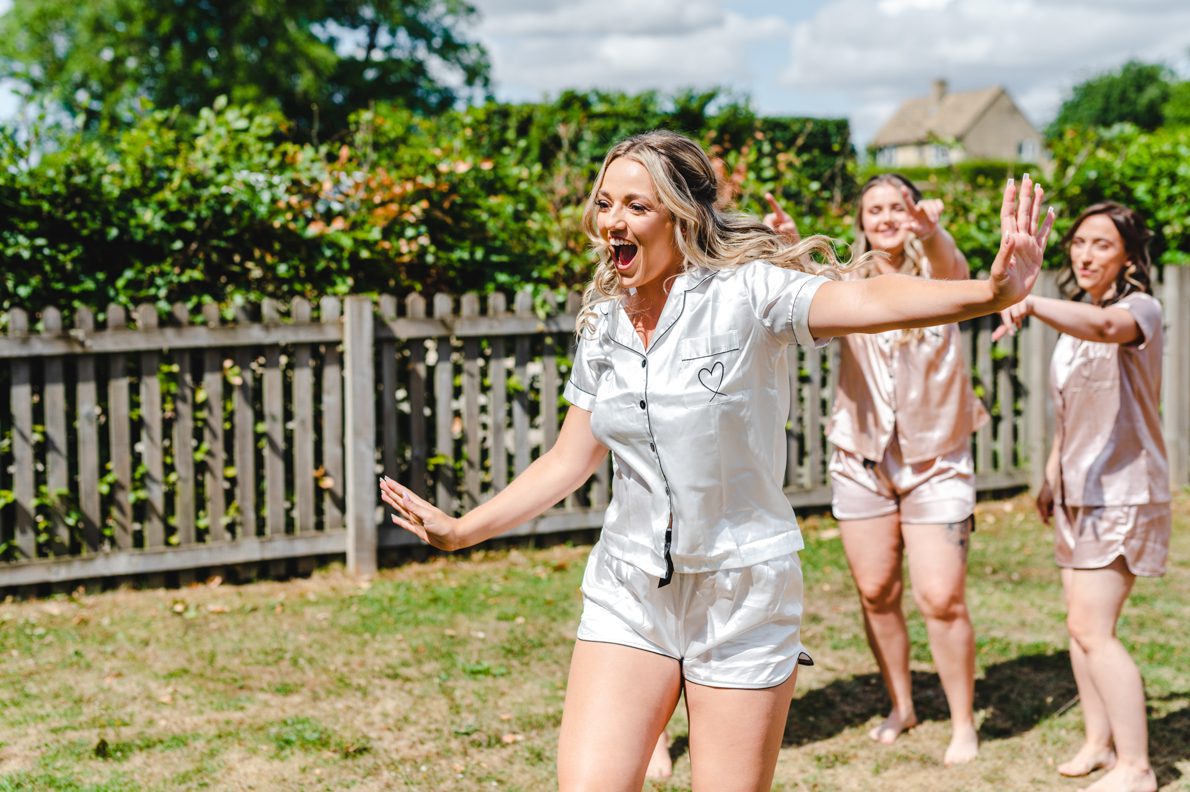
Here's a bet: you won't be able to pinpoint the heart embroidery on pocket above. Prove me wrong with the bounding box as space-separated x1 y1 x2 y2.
698 361 726 402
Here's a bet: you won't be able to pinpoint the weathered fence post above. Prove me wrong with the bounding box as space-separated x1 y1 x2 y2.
1020 270 1059 492
344 296 377 576
1161 266 1190 489
8 309 35 559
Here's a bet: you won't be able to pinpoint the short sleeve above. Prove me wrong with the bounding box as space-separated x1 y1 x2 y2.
1116 292 1163 351
739 260 829 347
563 317 608 411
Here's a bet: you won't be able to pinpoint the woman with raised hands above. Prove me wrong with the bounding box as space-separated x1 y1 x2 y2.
767 174 991 765
381 129 1052 791
995 201 1165 792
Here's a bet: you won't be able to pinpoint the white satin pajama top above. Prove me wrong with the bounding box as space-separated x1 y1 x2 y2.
563 261 829 583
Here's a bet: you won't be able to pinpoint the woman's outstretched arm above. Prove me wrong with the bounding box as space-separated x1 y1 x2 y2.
379 406 608 551
992 295 1140 345
808 175 1055 337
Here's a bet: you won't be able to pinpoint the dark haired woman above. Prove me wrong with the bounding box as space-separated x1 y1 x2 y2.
995 202 1165 792
767 174 987 765
382 131 1051 790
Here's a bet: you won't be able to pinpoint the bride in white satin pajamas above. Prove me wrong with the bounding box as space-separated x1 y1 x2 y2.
380 130 1052 791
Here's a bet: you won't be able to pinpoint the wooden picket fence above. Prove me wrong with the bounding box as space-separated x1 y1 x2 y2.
1 269 1187 589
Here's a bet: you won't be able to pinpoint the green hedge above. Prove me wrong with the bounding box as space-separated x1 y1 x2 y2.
0 96 1185 318
0 91 855 314
1048 123 1189 265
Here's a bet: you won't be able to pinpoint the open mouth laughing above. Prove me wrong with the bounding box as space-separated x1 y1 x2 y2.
610 238 638 272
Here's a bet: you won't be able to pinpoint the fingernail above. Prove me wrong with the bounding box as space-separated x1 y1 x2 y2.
1007 177 1014 187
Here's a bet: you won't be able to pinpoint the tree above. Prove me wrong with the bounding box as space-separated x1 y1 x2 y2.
1162 81 1190 127
0 0 491 137
1047 60 1172 138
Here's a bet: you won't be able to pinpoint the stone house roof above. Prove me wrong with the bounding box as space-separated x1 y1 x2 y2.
872 81 1008 147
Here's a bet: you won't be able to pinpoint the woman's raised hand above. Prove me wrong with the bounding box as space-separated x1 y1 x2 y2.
991 297 1034 341
987 174 1055 309
900 185 944 240
379 476 462 551
763 192 801 242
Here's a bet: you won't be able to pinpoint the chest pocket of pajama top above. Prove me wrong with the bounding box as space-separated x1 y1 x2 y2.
678 331 746 408
1071 344 1118 393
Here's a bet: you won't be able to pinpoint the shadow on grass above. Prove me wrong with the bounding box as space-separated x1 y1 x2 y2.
782 651 1079 747
1149 696 1189 789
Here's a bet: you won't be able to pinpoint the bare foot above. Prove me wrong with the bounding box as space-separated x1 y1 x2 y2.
645 732 672 780
868 710 917 744
1058 744 1117 777
943 725 979 766
1077 762 1156 792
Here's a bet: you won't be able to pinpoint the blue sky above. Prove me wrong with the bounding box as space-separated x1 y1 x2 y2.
3 0 1188 148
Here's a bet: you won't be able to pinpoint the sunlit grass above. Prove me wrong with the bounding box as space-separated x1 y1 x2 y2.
0 493 1186 790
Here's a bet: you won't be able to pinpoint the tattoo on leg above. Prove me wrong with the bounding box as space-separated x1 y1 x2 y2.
945 517 972 556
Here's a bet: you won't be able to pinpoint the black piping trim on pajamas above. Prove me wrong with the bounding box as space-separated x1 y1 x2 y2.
608 290 689 588
678 346 741 362
566 378 596 397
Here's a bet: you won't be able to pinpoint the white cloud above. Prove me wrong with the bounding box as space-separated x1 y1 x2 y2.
471 0 791 98
781 0 1190 144
477 0 725 36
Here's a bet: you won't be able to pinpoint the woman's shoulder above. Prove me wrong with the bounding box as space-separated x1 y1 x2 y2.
1116 290 1162 312
717 259 824 286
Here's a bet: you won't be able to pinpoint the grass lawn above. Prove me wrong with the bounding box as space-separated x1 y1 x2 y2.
1 492 1187 791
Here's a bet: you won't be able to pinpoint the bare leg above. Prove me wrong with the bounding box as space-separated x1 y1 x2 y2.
1063 558 1156 792
557 640 683 792
904 518 978 765
839 514 917 743
684 670 799 791
645 730 673 779
1058 567 1117 778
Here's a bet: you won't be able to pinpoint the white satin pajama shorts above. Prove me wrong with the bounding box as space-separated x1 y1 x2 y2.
576 541 813 689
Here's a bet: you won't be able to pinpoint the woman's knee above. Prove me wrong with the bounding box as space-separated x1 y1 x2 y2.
854 576 902 611
913 585 967 622
1065 612 1114 653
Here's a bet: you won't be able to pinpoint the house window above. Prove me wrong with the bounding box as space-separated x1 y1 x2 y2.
928 145 950 166
1018 139 1038 162
876 147 896 167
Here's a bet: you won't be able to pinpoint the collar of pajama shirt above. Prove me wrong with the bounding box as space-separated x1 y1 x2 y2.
563 260 830 582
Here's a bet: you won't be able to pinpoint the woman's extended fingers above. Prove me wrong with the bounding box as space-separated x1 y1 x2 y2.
1037 206 1056 249
764 192 789 222
920 199 943 225
1015 173 1035 235
378 477 431 528
991 303 1028 341
901 188 940 233
999 177 1018 236
1028 183 1044 236
990 312 1014 341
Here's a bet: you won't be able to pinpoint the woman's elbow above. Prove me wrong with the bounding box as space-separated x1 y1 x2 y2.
1098 315 1141 345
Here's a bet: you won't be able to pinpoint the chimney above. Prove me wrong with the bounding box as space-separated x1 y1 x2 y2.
931 78 947 105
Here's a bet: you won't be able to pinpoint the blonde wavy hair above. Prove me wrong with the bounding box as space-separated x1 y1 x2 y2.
576 130 859 334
